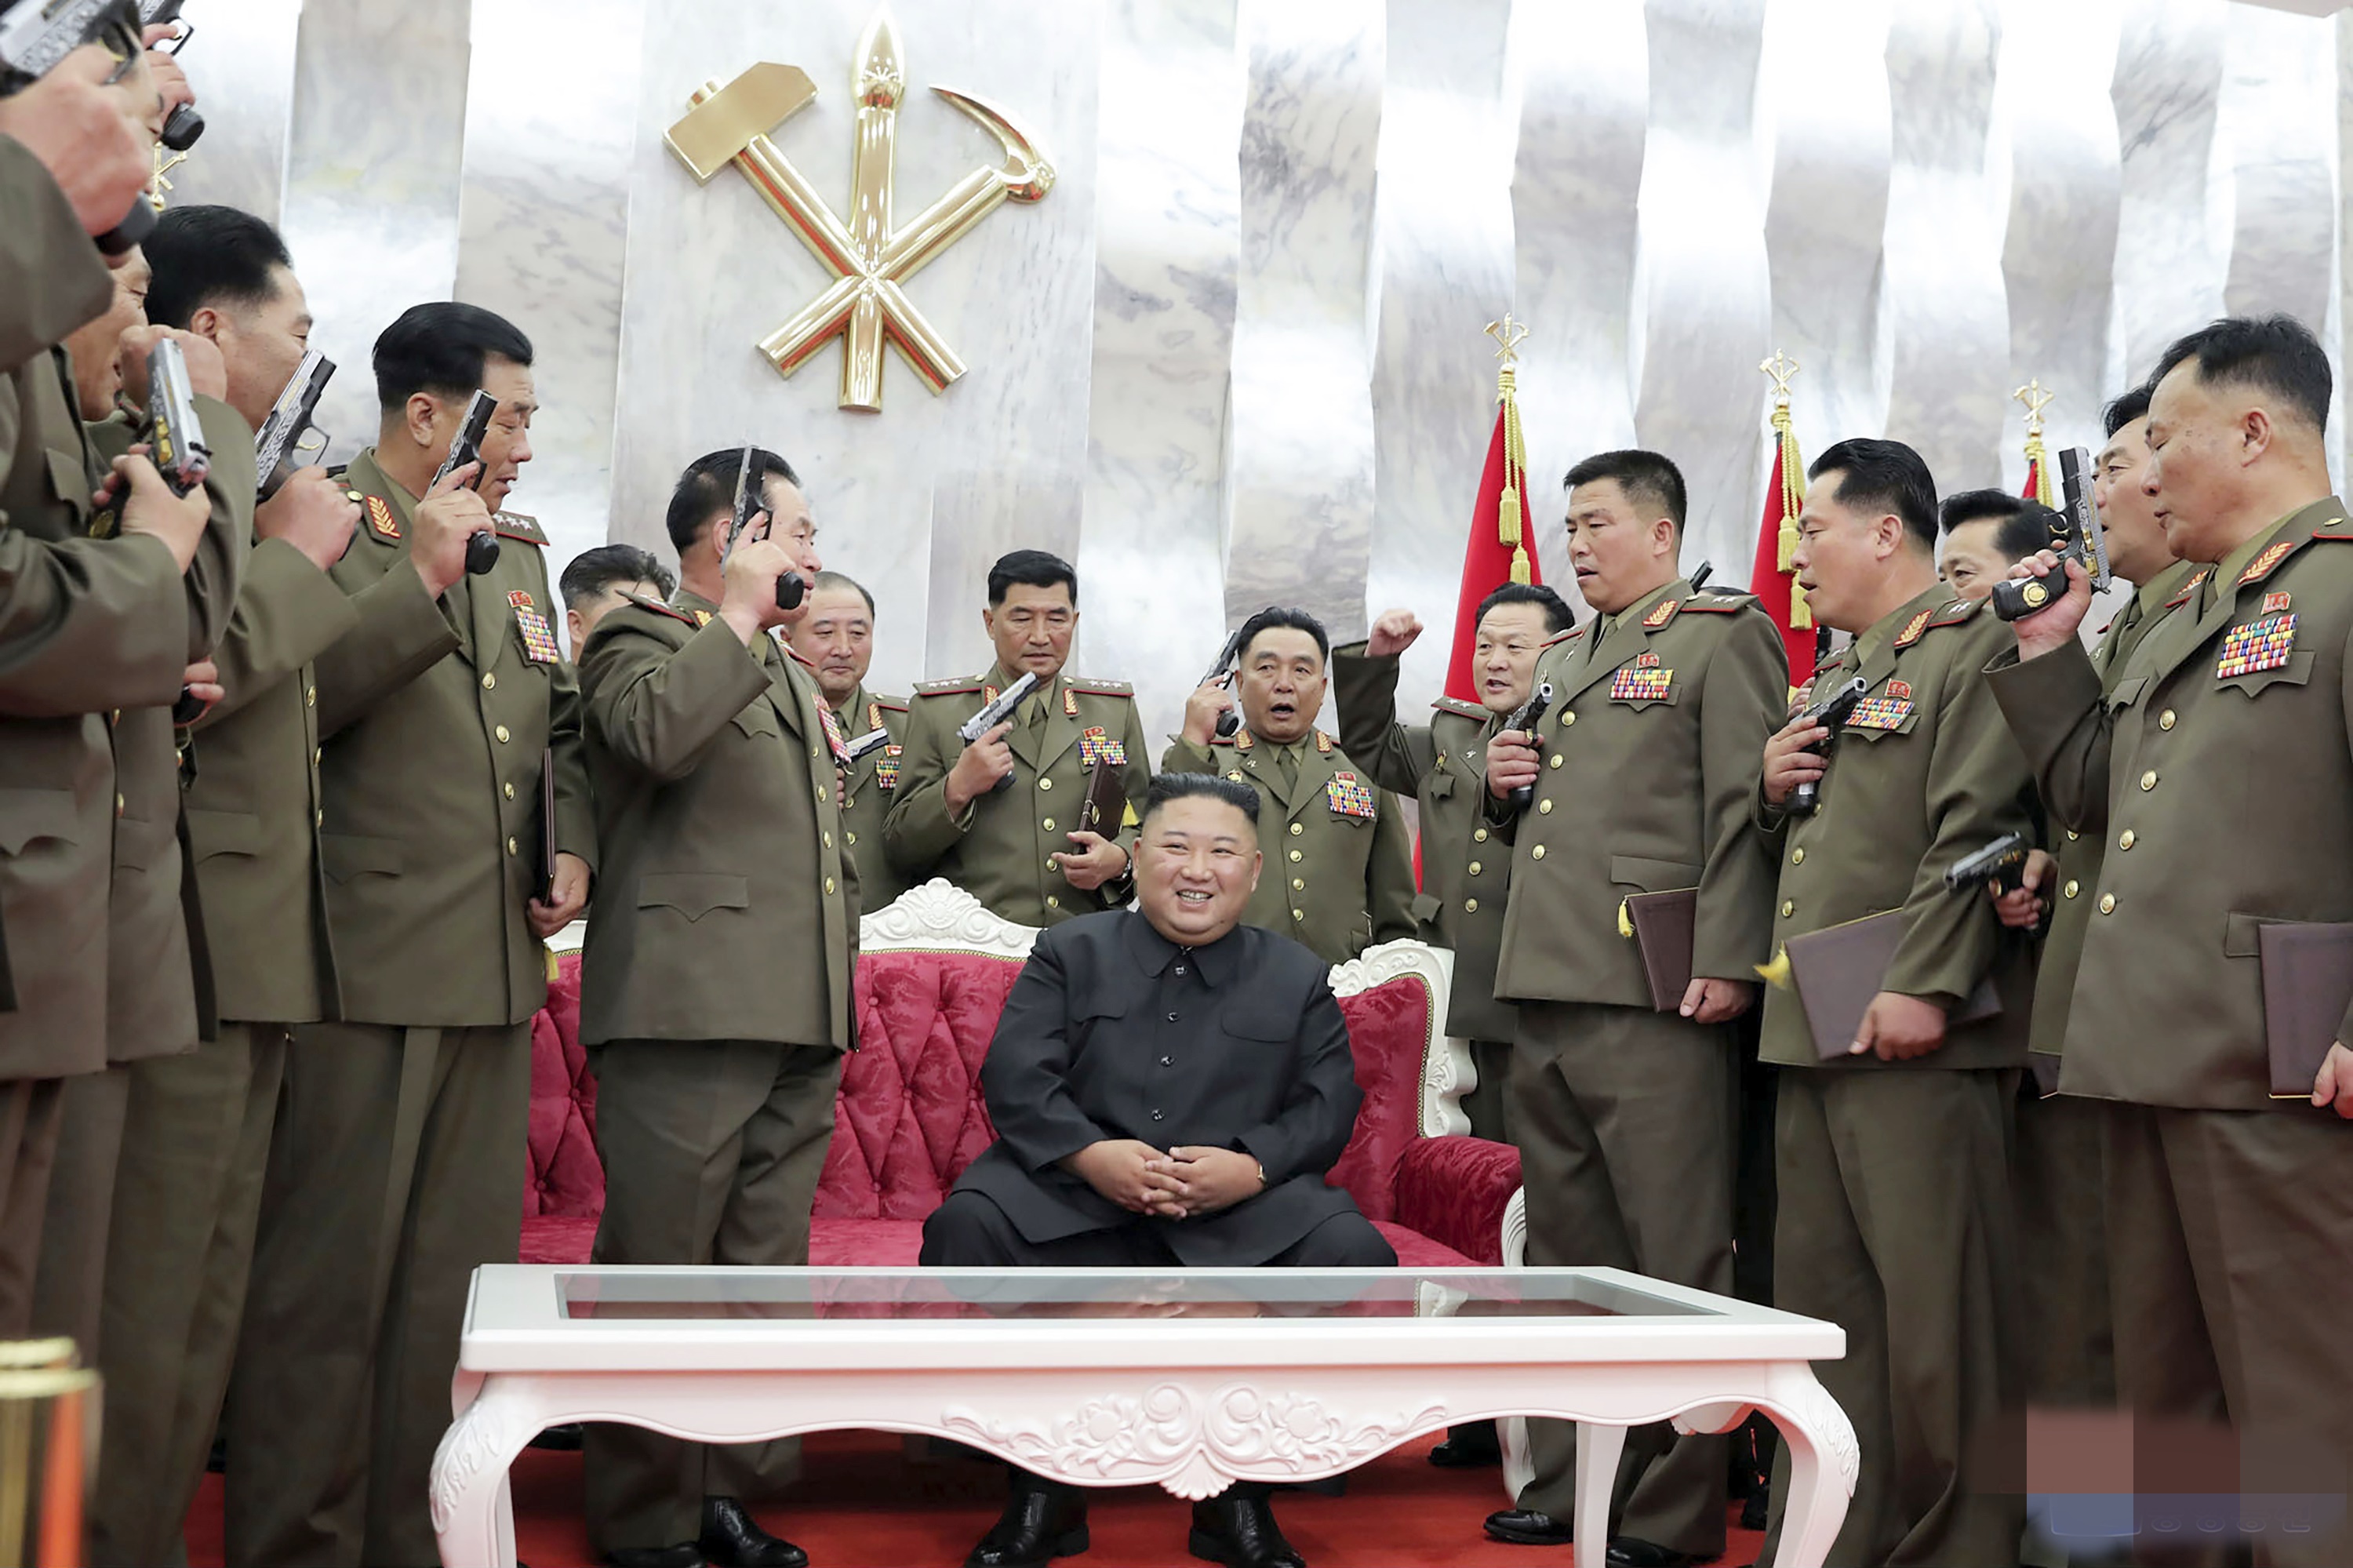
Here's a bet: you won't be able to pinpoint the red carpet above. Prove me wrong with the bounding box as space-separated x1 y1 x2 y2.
181 1431 1766 1566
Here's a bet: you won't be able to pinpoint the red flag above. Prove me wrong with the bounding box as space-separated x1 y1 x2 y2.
1443 402 1541 704
2020 454 2043 503
1749 400 1813 682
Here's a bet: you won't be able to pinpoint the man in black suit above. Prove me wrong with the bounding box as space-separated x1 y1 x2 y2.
921 773 1393 1568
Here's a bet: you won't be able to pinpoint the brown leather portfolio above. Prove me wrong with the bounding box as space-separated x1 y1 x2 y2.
2257 920 2353 1099
1785 909 2001 1061
1625 888 1697 1013
1078 759 1127 839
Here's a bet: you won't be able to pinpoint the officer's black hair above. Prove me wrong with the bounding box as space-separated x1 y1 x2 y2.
1140 773 1260 833
1809 438 1939 551
664 447 800 557
2151 314 2333 432
373 302 533 412
812 570 876 618
1474 581 1574 635
1562 449 1688 535
2102 384 2152 438
1237 606 1329 667
143 206 293 329
986 549 1078 607
1939 489 2053 566
559 544 674 613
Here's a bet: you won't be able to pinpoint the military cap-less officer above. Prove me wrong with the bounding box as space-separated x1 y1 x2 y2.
224 305 596 1568
787 570 911 912
1474 454 1785 1566
885 550 1150 926
85 207 369 1568
1162 607 1416 967
1989 318 2353 1568
1756 440 2034 1568
579 449 853 1568
1332 584 1573 1141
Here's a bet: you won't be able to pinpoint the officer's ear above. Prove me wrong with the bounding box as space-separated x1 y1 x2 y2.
1246 846 1263 892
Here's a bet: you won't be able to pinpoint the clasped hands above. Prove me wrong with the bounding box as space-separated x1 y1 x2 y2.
1063 1138 1263 1220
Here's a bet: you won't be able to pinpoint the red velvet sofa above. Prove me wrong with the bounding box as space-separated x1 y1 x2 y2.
522 882 1524 1271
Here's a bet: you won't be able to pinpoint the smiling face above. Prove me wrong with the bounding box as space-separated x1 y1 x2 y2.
1564 477 1678 617
1135 794 1261 946
1472 602 1553 713
1237 626 1327 745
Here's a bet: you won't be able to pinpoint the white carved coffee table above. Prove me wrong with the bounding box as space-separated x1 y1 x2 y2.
431 1264 1853 1568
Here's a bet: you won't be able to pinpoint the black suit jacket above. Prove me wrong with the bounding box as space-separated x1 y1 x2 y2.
951 910 1369 1265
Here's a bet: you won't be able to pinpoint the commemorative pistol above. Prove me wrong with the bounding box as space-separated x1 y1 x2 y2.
427 390 502 577
1991 446 2110 621
1785 675 1869 818
959 671 1041 796
1502 679 1554 813
0 0 153 249
841 726 892 766
1198 627 1246 740
253 349 333 502
1943 831 2031 897
724 445 806 610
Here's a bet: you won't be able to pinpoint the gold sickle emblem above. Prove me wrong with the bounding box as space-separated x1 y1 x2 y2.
665 8 1056 413
2023 581 2049 608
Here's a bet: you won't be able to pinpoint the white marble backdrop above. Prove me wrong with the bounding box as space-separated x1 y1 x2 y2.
168 0 2353 738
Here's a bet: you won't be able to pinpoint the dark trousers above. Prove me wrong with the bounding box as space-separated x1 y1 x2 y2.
920 1188 1396 1271
1461 1037 1513 1144
2013 1084 2114 1411
1508 1002 1737 1557
30 1063 129 1354
0 1079 64 1338
583 1039 842 1554
2104 1103 2353 1568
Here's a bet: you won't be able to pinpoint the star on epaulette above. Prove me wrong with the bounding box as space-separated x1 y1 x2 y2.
1678 593 1757 615
1541 626 1582 649
621 591 697 628
1431 696 1489 722
1064 676 1136 697
490 511 547 546
873 693 911 713
914 678 984 697
1929 596 1982 626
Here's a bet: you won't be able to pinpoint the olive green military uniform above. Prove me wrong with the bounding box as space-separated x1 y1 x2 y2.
834 683 910 913
1330 644 1517 1138
1758 584 2036 1567
1990 501 2353 1566
0 143 204 1339
1482 584 1785 1557
224 446 595 1568
29 409 249 1364
2003 561 2190 1436
885 666 1151 926
1160 727 1417 967
92 515 361 1566
578 589 858 1552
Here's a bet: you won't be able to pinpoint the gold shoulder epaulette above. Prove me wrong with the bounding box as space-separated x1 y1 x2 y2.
1929 596 1981 626
873 693 910 712
915 678 984 697
1431 696 1489 721
1678 593 1757 614
1541 626 1582 649
620 591 697 628
2164 569 2210 609
1065 675 1135 697
1641 598 1681 630
2238 535 2315 585
490 511 548 546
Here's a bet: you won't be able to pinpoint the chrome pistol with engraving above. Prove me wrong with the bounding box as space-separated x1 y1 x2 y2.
1942 831 2031 897
721 444 806 610
136 0 199 148
1197 627 1247 740
1991 446 2109 621
959 671 1042 796
1785 675 1870 818
253 349 333 502
841 727 893 766
0 0 155 250
426 389 501 577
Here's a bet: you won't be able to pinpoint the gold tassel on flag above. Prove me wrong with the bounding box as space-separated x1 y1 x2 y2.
2015 380 2057 507
1489 316 1533 584
1762 353 1810 630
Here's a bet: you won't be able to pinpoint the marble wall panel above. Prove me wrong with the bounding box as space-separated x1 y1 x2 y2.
1757 0 1893 479
1995 0 2122 482
1630 0 1773 581
1075 0 1241 743
1225 0 1383 646
165 0 301 227
277 0 474 469
2341 9 2353 487
1364 0 1515 711
1505 0 1647 598
2109 0 2229 384
609 0 1101 697
454 0 649 595
1881 0 2011 495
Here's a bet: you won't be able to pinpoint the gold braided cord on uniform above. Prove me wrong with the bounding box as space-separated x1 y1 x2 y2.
1497 363 1532 584
1772 398 1811 631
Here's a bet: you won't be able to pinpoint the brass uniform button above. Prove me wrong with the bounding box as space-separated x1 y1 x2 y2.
1780 900 1795 918
1292 909 1305 922
315 809 323 828
1791 847 1805 865
846 830 858 846
1046 895 1060 911
503 782 515 800
1045 859 1057 872
1539 799 1554 814
115 792 125 816
1531 846 1546 860
1561 711 1577 728
824 877 836 895
482 672 496 690
305 685 316 707
506 836 518 856
1464 898 1478 914
2159 709 2177 730
312 748 322 766
1290 823 1304 836
1467 861 1482 876
494 724 510 744
1474 828 1489 843
823 831 834 849
2099 893 2116 915
1289 848 1303 862
816 785 828 804
1038 777 1053 791
1041 817 1056 832
2064 880 2080 899
1548 754 1562 769
1291 878 1304 891
2118 829 2136 850
2065 829 2078 842
2140 770 2158 791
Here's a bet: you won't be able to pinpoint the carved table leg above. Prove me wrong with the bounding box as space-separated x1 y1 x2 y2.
1755 1363 1860 1568
1573 1420 1628 1568
431 1373 540 1568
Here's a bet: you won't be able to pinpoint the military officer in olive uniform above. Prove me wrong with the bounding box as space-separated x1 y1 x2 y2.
1991 317 2353 1568
1476 452 1787 1568
224 304 596 1568
89 206 365 1568
1164 607 1416 967
787 569 910 911
886 550 1150 926
580 447 854 1568
1757 438 2035 1568
1333 582 1572 1141
0 114 224 1341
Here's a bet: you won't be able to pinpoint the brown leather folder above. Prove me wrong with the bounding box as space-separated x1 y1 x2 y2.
1078 759 1127 839
1785 910 2001 1061
2257 920 2353 1099
1625 888 1697 1013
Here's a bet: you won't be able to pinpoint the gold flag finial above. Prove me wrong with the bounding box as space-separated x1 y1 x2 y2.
2013 378 2056 437
148 144 190 213
2014 380 2057 504
1486 315 1530 367
1762 352 1811 634
1760 350 1799 406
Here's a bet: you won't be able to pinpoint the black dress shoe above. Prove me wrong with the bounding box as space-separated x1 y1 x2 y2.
1188 1493 1305 1568
603 1547 704 1568
966 1480 1089 1568
1427 1421 1502 1468
1740 1490 1768 1532
1484 1508 1573 1547
698 1497 806 1568
1606 1538 1707 1568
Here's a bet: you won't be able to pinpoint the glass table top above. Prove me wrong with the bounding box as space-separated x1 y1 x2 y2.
553 1268 1718 1323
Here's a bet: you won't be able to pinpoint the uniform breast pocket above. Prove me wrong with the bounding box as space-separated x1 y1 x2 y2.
729 704 783 740
1847 707 1920 742
1221 1008 1294 1044
637 872 748 922
1608 683 1682 712
44 449 89 521
0 789 76 856
2104 676 2148 714
1426 769 1457 802
184 809 260 864
2216 649 2313 700
321 832 403 883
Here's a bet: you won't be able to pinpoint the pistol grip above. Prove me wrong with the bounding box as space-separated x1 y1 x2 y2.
97 195 156 256
776 571 806 611
987 769 1016 796
1213 708 1241 740
464 530 501 577
1989 573 2057 622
